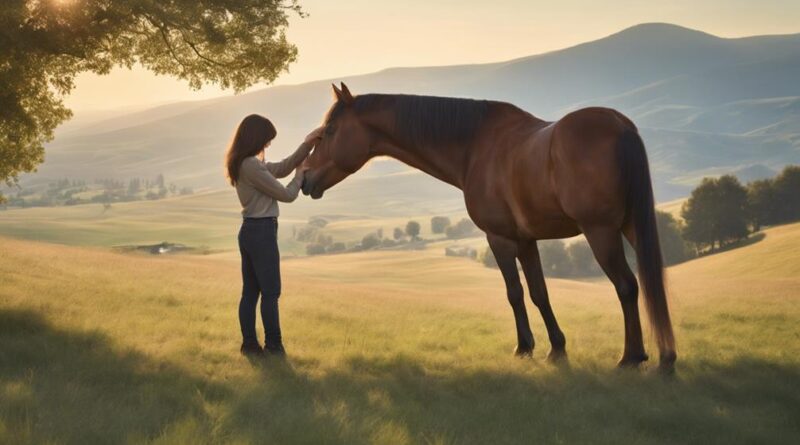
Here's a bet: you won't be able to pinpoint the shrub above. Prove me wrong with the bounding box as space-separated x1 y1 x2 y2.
306 243 326 255
326 242 346 253
445 218 478 239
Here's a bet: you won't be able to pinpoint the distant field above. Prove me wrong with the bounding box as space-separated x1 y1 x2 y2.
0 180 468 256
1 222 798 444
0 180 682 258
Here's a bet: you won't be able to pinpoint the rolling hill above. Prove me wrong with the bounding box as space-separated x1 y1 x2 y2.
1 221 798 443
10 23 800 203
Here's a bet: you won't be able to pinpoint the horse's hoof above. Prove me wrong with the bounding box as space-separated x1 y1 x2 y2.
657 351 677 375
546 349 568 363
617 353 649 369
514 346 533 358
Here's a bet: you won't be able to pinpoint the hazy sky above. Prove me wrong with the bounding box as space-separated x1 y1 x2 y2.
65 0 800 112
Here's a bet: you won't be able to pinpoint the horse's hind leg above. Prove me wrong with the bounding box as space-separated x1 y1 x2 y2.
583 226 648 367
517 240 567 362
487 233 534 356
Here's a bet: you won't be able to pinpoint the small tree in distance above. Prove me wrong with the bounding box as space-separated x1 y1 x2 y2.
431 216 451 234
361 233 380 250
539 240 572 277
405 221 421 241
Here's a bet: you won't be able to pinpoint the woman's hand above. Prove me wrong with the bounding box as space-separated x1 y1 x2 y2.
304 127 324 145
294 163 310 180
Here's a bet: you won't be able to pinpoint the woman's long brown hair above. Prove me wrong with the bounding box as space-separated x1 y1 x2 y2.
225 114 277 185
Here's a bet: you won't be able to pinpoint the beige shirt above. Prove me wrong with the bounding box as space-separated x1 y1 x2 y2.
236 142 312 218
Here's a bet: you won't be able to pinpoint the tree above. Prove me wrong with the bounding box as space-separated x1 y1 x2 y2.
393 227 405 240
655 210 691 266
747 179 778 231
773 165 800 223
682 175 749 251
405 221 421 240
127 177 141 195
316 233 333 247
1 0 304 202
361 233 380 250
445 218 478 239
431 216 451 234
567 240 600 277
539 240 572 277
480 247 498 269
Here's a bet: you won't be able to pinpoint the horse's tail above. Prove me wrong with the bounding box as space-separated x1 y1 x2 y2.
619 129 677 368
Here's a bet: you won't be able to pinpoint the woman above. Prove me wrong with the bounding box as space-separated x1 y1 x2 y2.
225 114 323 357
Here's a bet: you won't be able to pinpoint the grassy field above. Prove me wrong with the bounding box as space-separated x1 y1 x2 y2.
1 220 799 444
0 182 684 260
0 175 468 257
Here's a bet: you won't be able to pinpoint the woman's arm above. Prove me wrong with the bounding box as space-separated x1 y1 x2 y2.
264 142 313 179
242 157 304 203
265 127 324 178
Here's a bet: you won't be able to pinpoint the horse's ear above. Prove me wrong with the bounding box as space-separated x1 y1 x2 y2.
331 83 343 101
339 82 354 104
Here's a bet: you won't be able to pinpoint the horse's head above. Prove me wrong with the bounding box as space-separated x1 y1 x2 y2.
302 83 373 199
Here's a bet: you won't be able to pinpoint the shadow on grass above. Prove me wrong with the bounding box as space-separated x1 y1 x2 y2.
2 308 798 444
697 232 767 258
225 353 800 445
0 309 229 444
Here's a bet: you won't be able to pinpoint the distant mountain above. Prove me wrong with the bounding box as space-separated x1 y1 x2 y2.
25 22 800 202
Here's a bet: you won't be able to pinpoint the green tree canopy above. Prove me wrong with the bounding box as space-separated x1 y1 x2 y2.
773 165 800 223
1 0 303 200
681 175 749 251
747 178 779 230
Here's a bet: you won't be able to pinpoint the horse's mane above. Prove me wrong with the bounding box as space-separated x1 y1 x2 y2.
326 94 491 147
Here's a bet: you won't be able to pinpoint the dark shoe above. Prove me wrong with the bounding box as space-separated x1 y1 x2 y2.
264 342 286 357
240 342 264 356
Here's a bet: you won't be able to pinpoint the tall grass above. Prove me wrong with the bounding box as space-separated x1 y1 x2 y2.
1 224 799 444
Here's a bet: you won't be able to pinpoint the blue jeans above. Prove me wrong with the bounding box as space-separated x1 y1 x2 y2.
238 217 282 347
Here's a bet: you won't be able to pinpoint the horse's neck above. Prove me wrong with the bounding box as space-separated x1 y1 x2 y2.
366 115 468 189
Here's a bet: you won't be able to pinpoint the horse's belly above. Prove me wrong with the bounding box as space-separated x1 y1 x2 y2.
465 191 580 241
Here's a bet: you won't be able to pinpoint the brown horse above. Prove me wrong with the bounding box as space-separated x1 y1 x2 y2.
302 83 676 371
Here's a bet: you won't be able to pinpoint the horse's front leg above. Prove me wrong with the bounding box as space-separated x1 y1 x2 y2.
487 233 534 356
